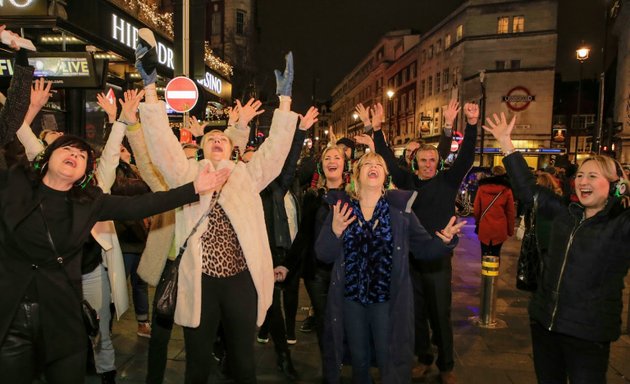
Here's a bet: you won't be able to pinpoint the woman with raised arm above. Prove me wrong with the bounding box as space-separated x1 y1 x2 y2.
483 112 630 384
315 152 464 383
134 28 298 383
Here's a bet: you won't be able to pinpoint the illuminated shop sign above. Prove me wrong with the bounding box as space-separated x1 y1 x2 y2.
501 86 536 111
111 14 174 70
0 53 101 88
197 71 232 99
0 0 46 15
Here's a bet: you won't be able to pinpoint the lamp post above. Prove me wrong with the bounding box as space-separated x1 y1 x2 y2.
479 70 486 167
574 46 590 163
386 89 395 145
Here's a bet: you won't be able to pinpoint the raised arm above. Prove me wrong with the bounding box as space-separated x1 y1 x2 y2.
437 100 459 161
277 107 318 191
125 124 168 192
443 103 478 186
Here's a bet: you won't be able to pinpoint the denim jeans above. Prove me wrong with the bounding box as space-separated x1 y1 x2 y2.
530 321 610 384
82 263 116 373
342 299 390 384
123 252 149 322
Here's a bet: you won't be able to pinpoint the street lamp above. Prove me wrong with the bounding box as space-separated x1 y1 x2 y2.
573 45 590 163
386 89 395 144
479 70 486 167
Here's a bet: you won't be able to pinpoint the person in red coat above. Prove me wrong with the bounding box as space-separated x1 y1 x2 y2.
474 165 515 257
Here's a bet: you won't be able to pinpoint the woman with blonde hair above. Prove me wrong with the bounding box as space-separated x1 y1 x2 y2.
484 112 630 384
316 152 464 383
536 172 562 196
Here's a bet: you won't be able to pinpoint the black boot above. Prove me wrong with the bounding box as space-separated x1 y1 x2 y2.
277 351 298 381
100 370 116 384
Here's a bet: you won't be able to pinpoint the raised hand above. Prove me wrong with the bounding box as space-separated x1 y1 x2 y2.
370 103 384 130
482 112 516 147
226 105 240 126
118 89 145 125
464 103 480 125
96 92 117 123
236 98 265 128
0 25 20 50
355 103 371 127
332 201 356 238
354 134 375 153
298 106 319 130
188 116 208 137
193 165 230 195
274 51 294 97
30 78 53 112
435 216 466 244
443 99 461 126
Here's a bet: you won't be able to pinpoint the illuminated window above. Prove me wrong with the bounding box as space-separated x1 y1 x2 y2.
445 34 452 49
513 16 525 33
456 25 463 41
498 17 509 34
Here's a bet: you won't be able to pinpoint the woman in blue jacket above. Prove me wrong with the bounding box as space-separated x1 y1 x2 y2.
315 152 464 383
483 112 630 384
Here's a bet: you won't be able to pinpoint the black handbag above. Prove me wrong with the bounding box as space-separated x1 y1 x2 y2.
516 194 541 291
39 204 100 338
155 192 221 319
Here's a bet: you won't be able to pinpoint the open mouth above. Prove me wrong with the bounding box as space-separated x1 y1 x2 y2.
211 145 224 153
368 169 379 179
63 158 77 168
579 188 593 198
326 164 339 172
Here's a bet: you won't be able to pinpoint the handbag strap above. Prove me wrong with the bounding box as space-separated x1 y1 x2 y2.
174 191 221 261
479 190 503 223
530 192 539 229
39 203 83 302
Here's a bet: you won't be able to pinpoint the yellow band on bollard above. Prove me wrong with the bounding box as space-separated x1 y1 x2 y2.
482 261 500 268
482 270 499 276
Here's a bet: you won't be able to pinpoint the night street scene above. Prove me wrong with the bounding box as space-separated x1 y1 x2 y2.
1 0 630 383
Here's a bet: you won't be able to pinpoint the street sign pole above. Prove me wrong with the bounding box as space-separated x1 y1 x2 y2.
182 0 190 128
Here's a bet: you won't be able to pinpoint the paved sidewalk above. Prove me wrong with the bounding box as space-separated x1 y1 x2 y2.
87 218 630 383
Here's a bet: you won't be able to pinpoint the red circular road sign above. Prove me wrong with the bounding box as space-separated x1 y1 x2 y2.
165 76 199 113
502 86 535 112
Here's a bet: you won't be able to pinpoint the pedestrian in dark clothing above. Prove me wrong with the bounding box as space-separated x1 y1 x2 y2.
483 112 630 384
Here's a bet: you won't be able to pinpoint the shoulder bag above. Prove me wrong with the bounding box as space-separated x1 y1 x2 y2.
516 193 541 291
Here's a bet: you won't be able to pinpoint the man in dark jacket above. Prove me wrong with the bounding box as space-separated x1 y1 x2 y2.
373 100 478 384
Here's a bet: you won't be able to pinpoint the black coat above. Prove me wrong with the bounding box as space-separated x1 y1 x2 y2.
504 152 630 342
0 165 199 362
0 64 33 147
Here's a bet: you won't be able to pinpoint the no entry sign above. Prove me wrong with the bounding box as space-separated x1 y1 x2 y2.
165 76 198 113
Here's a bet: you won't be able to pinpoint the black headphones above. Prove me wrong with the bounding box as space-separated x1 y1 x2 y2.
33 149 97 190
410 147 444 175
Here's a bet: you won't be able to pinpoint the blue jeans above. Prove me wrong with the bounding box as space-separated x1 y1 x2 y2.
530 320 610 384
343 299 390 384
123 253 149 322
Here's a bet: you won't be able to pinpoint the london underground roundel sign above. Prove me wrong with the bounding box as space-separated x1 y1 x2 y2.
165 76 198 113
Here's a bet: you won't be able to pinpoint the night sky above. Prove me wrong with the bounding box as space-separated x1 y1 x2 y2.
255 0 607 113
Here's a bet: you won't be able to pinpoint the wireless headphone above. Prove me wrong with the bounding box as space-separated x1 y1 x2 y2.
410 147 444 175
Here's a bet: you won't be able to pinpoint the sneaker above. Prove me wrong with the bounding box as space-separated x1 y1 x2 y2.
137 322 151 338
299 315 315 333
286 338 297 345
256 334 269 344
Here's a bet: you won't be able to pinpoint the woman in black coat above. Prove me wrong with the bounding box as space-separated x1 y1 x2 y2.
0 134 228 384
483 112 630 384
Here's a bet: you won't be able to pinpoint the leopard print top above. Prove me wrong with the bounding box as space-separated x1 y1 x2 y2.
200 203 248 277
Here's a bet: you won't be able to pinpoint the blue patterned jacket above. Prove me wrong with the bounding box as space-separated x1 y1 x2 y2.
316 189 457 383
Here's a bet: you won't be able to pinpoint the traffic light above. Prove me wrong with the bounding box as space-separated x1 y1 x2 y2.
601 119 623 157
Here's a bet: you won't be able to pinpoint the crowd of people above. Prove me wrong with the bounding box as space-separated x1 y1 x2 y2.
0 25 629 384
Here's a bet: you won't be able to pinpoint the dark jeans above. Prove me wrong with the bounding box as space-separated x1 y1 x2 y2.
259 284 290 356
480 242 504 257
123 252 149 322
183 271 257 384
146 259 175 384
303 267 331 353
343 299 390 384
411 254 454 372
282 266 301 339
530 321 610 384
0 302 87 384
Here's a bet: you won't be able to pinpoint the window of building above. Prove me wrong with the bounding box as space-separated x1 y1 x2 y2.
409 90 415 111
445 34 452 49
422 49 426 63
443 68 450 91
411 62 417 79
435 72 441 94
420 80 425 99
236 10 245 35
402 69 408 84
497 16 509 34
495 60 506 70
456 25 463 41
511 59 521 69
436 39 442 54
211 12 221 35
428 76 433 96
428 45 434 59
513 16 525 33
401 94 406 113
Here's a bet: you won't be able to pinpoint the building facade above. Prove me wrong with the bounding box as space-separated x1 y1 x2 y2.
612 0 630 164
331 0 559 167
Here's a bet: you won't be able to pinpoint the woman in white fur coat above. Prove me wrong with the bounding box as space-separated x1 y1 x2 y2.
135 32 298 383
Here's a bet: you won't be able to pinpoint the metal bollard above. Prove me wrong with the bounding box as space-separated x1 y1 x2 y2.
471 255 507 328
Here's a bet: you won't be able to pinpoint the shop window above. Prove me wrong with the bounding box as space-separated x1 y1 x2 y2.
456 25 463 41
498 17 509 34
236 10 246 35
513 16 525 33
